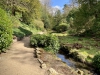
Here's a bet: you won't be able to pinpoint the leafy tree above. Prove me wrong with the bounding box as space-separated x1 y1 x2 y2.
41 10 51 29
93 53 100 72
0 8 12 52
40 0 53 30
0 0 42 24
22 0 42 24
63 4 72 18
53 10 62 30
68 0 100 35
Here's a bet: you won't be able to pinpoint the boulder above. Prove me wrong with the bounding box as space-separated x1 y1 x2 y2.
36 53 41 58
37 58 44 64
36 50 41 54
76 69 84 75
40 63 47 69
48 68 59 75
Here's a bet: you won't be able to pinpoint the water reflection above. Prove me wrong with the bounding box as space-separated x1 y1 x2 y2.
57 53 75 68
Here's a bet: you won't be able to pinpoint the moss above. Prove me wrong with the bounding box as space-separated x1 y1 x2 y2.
59 35 99 63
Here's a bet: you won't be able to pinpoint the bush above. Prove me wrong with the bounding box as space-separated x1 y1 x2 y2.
18 27 32 36
33 20 44 30
30 34 60 53
13 28 25 40
92 53 100 72
13 26 32 40
0 8 13 51
56 24 68 33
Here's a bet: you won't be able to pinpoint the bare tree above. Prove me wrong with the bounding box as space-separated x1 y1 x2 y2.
70 0 78 8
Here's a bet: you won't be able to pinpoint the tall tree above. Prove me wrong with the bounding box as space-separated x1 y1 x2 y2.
21 0 42 24
53 10 62 29
40 0 52 29
70 0 100 35
63 4 72 18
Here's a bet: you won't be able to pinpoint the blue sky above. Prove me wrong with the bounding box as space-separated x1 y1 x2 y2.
39 0 71 10
51 0 70 9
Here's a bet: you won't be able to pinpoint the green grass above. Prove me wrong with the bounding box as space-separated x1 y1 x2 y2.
21 24 42 34
58 35 100 62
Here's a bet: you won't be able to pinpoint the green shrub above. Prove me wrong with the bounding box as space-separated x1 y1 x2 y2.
0 8 13 51
13 28 25 40
33 20 44 30
13 26 32 40
56 24 68 33
30 34 60 53
18 27 32 36
92 53 100 72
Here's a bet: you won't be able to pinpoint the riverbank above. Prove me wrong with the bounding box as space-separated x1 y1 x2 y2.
35 47 78 75
58 50 97 75
57 35 100 75
58 35 100 64
35 47 97 75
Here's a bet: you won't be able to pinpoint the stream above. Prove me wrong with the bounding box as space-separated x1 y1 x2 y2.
57 50 98 75
57 53 76 68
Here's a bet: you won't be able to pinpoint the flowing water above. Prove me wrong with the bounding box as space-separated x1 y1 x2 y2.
57 53 76 68
57 50 98 75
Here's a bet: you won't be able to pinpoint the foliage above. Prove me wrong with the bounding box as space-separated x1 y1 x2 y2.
13 28 25 40
68 0 100 36
0 8 12 51
13 26 32 40
56 24 68 33
58 35 99 63
66 8 77 25
71 8 94 34
22 24 41 34
0 0 42 24
11 14 23 28
53 10 62 30
32 20 44 31
18 27 32 36
41 10 51 30
43 18 51 29
21 0 42 24
92 53 100 72
63 4 72 18
30 34 60 53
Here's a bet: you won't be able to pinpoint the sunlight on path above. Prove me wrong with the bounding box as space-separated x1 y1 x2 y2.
0 37 46 75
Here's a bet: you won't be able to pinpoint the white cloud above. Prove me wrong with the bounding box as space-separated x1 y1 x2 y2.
53 6 63 10
48 6 63 16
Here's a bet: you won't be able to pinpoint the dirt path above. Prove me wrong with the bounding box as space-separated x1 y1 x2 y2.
0 37 46 75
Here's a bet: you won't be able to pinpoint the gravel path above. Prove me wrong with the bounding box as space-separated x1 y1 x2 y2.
0 37 46 75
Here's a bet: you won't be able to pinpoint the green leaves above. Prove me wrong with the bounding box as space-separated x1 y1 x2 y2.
56 24 68 33
22 0 42 24
0 8 12 51
93 53 100 72
68 0 100 35
30 34 60 53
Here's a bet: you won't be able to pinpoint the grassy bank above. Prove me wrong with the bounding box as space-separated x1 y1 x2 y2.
58 35 100 63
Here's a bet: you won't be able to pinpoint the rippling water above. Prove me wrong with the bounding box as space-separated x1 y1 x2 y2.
57 53 75 68
57 53 98 75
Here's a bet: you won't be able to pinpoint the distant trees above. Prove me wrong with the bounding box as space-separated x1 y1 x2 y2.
53 10 62 27
66 0 100 36
0 0 42 24
63 4 72 18
22 0 42 24
41 0 52 30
